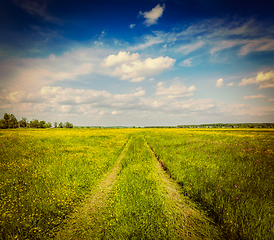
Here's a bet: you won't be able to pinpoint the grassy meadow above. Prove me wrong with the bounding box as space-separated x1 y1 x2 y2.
0 128 132 239
0 128 273 239
144 129 274 239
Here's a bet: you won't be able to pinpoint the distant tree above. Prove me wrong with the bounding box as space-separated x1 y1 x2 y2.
0 119 6 129
65 122 73 128
58 122 63 128
39 120 46 128
47 122 52 128
30 119 39 128
3 113 10 128
8 114 18 128
54 122 58 128
18 117 27 128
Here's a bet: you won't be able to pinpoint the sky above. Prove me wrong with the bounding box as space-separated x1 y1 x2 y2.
0 0 274 126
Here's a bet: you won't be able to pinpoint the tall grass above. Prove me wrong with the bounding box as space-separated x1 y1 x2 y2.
100 135 221 239
145 128 274 239
0 128 131 239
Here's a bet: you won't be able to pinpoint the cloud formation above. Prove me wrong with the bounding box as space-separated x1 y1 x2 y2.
102 51 139 67
178 41 204 55
155 81 196 98
128 36 164 51
243 94 266 99
112 56 175 81
179 58 193 67
239 70 274 88
215 78 223 87
139 4 165 26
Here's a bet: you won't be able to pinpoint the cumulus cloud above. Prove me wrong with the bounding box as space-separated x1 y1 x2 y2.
239 70 274 88
227 82 234 86
215 78 223 87
112 56 175 81
129 24 136 29
155 81 196 98
102 51 140 67
178 41 204 55
243 94 266 99
139 4 165 26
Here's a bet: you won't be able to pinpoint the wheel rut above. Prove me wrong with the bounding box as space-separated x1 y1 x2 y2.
144 139 223 240
55 135 222 240
54 136 132 240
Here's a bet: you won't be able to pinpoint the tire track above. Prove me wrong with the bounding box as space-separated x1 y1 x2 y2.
54 136 132 240
144 139 223 240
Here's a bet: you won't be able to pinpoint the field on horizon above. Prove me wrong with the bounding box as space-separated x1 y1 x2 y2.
0 128 273 239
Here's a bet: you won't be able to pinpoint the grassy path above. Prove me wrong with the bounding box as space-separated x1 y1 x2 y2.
145 139 222 240
55 134 222 239
54 135 132 239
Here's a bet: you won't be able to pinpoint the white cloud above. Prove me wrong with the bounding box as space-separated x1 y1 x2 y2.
210 39 274 56
210 40 245 55
179 58 193 67
129 24 136 29
227 82 234 86
139 4 165 26
215 78 223 87
178 41 204 55
157 82 164 87
113 56 175 81
243 94 266 99
130 77 145 82
128 37 163 51
239 70 274 88
102 51 140 67
111 111 121 115
238 39 274 55
149 78 155 81
226 104 274 117
0 48 114 95
155 81 196 98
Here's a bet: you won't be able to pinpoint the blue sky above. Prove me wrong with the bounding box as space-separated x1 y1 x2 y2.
0 0 274 126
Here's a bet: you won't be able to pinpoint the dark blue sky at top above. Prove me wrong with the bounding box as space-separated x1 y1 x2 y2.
1 0 274 58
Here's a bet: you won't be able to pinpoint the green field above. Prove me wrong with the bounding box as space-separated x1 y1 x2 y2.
0 128 273 239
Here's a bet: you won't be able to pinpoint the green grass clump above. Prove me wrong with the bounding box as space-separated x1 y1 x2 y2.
145 128 274 240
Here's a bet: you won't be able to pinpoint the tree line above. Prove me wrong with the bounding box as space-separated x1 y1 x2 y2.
177 123 274 128
0 113 73 129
